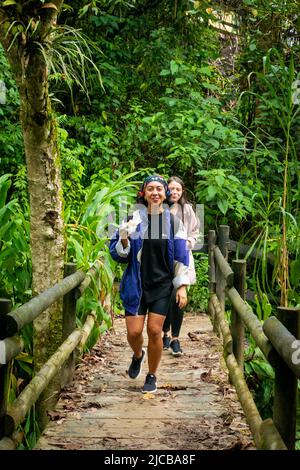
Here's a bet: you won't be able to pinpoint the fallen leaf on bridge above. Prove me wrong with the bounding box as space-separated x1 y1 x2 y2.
81 401 103 409
188 331 201 341
200 369 212 382
48 411 65 421
159 383 187 390
143 393 154 400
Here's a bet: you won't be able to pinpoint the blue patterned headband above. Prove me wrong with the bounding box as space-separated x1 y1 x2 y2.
143 175 168 192
137 175 170 200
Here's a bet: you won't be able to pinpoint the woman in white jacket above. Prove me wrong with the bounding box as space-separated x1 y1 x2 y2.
162 176 200 356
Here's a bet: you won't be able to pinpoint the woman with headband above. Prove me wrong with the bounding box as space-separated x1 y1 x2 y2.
109 175 190 393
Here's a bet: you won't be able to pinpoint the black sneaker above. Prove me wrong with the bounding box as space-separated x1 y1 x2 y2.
128 348 146 379
170 339 183 357
163 335 171 350
142 373 157 394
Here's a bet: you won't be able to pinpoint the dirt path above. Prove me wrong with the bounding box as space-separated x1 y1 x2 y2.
35 312 254 450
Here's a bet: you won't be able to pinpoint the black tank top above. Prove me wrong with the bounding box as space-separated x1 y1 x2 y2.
141 213 173 302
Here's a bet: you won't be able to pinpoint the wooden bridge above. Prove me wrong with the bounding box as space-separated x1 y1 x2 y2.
0 225 299 450
34 313 253 451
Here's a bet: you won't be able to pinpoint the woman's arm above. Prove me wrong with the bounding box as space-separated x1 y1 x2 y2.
109 229 131 264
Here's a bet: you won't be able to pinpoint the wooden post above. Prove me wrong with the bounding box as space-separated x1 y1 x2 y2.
0 299 12 438
208 230 218 333
231 260 246 370
208 230 216 294
216 225 230 312
61 263 77 387
273 307 300 450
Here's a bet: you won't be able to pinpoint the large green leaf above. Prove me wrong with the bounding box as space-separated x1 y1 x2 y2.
217 199 228 215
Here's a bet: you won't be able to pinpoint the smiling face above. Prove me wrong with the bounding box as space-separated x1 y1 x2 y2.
168 180 183 203
144 182 166 209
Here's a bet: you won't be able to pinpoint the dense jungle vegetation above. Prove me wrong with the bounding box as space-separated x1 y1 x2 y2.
0 0 299 449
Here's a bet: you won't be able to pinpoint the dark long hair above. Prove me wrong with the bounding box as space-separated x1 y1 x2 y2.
167 176 189 223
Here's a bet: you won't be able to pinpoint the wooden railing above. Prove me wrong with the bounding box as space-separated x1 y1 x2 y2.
1 228 298 450
0 261 103 450
207 225 300 450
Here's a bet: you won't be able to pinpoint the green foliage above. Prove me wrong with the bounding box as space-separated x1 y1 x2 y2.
0 47 24 175
58 124 86 213
244 348 275 419
187 254 209 312
0 174 31 304
254 293 272 323
17 405 40 450
1 0 300 449
195 169 254 227
39 25 103 108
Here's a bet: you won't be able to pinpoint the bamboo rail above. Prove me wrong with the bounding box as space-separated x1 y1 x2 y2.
208 293 286 450
0 336 24 364
79 312 96 350
0 259 106 447
263 315 300 379
227 287 276 364
0 223 297 451
0 270 86 339
207 224 299 450
210 295 232 355
213 246 234 287
3 328 83 436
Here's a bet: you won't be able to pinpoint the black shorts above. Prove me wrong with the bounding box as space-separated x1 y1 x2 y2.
125 296 170 317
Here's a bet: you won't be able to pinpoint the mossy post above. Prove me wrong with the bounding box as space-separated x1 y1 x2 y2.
231 260 246 370
215 226 229 336
216 225 230 311
61 263 77 387
208 230 216 294
208 230 216 330
0 299 12 438
273 307 300 450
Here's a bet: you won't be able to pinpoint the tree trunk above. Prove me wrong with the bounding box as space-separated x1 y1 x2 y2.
0 0 66 430
16 53 65 427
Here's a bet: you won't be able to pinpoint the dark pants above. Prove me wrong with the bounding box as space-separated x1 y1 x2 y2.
162 287 184 338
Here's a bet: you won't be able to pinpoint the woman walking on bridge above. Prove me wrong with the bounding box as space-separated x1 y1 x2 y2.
162 176 200 356
109 175 190 394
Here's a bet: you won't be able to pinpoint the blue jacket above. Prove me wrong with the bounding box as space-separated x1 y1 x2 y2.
109 207 190 315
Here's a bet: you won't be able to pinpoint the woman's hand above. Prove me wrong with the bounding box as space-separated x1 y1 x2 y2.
176 285 188 309
119 228 129 248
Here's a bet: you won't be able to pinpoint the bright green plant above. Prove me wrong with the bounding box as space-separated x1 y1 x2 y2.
0 46 24 176
254 293 272 323
17 405 40 450
0 174 31 304
240 50 300 306
195 168 254 227
244 344 275 419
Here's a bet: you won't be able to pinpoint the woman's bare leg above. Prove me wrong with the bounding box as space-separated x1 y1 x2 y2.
125 315 146 358
147 313 165 374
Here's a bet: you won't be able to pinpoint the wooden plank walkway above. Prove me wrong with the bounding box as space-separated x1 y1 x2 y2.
35 312 254 450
